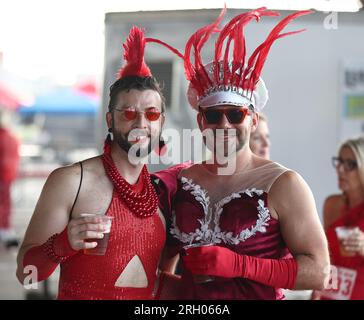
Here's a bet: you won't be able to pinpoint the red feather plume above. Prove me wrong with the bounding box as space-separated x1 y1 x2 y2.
214 7 278 87
184 6 226 96
145 7 312 103
242 10 312 91
118 26 152 79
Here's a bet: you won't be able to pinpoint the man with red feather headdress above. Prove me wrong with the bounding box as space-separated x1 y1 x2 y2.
152 7 330 299
16 27 170 299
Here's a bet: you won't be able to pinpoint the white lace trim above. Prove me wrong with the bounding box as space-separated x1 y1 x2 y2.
170 177 271 245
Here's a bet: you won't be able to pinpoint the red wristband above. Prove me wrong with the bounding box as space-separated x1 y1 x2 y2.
42 228 77 263
23 228 78 282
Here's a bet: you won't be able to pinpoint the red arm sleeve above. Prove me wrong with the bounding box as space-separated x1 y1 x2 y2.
183 245 298 289
22 228 78 282
241 254 298 289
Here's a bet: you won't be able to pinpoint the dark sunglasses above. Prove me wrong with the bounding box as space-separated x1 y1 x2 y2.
332 157 358 172
114 107 163 122
199 107 250 125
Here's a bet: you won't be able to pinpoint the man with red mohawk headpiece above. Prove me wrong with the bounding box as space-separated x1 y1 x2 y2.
153 7 330 299
16 27 169 299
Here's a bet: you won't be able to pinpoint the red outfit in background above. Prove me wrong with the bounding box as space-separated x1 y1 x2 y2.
325 202 364 300
0 127 19 229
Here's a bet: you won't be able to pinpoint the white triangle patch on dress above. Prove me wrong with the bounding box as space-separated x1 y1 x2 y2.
114 255 148 288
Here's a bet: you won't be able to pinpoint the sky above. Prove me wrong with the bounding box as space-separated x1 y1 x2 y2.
0 0 227 84
0 1 108 84
0 0 361 85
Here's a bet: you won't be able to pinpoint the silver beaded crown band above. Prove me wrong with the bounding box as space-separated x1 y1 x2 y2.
198 85 255 109
187 61 269 112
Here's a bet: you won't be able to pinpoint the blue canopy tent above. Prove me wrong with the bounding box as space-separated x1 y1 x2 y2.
18 87 98 114
17 87 99 157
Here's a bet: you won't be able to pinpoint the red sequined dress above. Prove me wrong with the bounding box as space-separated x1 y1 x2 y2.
155 162 292 300
57 170 166 300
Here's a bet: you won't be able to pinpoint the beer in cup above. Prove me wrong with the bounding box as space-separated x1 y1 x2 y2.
80 213 113 256
335 226 359 257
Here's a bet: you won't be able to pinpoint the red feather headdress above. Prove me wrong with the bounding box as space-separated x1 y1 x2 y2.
118 26 152 79
148 7 312 111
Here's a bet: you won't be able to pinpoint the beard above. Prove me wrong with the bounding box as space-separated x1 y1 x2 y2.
111 125 160 159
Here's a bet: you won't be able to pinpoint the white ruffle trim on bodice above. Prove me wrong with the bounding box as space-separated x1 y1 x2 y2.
170 177 271 246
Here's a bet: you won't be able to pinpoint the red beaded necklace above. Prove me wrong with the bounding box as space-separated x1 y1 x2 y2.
101 138 158 218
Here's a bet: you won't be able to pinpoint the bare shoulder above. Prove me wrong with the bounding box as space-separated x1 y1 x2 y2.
46 163 82 189
44 156 104 196
270 170 308 193
37 162 83 211
323 194 344 230
76 155 112 191
79 156 105 180
268 170 315 220
324 194 343 209
68 156 113 217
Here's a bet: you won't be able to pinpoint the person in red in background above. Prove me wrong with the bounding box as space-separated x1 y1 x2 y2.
152 7 330 300
249 113 270 160
313 137 364 300
16 27 169 299
0 109 20 248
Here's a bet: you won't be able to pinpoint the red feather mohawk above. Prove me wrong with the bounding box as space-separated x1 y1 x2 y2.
147 7 312 111
118 26 152 79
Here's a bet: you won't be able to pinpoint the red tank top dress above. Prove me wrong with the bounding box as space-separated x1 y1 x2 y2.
58 176 166 300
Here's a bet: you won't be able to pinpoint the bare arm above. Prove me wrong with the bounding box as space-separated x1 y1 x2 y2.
16 166 77 282
269 171 330 290
16 165 105 284
323 195 343 231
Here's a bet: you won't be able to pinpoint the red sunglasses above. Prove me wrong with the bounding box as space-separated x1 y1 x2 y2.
200 107 250 125
114 107 163 122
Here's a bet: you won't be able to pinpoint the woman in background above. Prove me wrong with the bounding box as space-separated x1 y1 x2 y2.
249 113 270 160
317 137 364 300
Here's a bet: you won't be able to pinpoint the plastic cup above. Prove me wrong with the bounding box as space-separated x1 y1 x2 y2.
80 213 113 256
335 226 358 257
183 243 215 284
